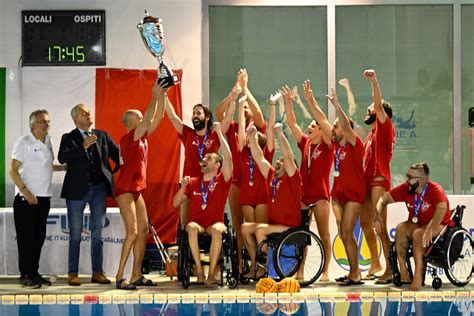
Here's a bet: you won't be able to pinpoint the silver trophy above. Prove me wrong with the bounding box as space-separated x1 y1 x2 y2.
137 10 179 87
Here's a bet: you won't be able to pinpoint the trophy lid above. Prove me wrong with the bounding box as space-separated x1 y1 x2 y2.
142 10 161 24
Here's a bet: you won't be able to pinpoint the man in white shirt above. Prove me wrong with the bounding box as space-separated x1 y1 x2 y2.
10 109 65 287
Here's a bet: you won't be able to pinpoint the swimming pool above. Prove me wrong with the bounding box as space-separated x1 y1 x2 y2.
0 299 472 316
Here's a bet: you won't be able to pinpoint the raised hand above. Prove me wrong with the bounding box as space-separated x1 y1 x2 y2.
326 87 339 107
363 69 376 81
338 78 350 89
303 80 315 102
269 91 282 104
237 68 248 90
153 79 170 96
281 85 292 105
83 134 97 150
230 86 242 102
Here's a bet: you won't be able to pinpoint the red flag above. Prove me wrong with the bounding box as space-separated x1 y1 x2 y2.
95 68 182 243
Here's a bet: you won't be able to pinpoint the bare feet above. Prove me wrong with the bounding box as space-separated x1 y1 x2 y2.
319 272 330 282
409 275 423 291
244 266 266 279
206 276 220 285
367 264 383 276
196 271 205 283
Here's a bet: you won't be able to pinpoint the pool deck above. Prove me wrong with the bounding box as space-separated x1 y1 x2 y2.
0 274 472 303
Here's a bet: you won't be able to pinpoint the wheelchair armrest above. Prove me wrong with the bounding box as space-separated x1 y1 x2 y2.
452 204 465 227
300 206 315 227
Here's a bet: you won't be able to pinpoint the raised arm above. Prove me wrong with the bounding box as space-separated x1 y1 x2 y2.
173 176 190 208
146 81 169 136
135 81 168 140
213 122 232 181
303 80 332 145
363 69 387 124
238 69 265 129
338 78 357 117
266 91 280 152
221 86 240 134
165 96 183 135
237 95 248 152
247 125 272 179
281 85 303 143
327 87 358 146
275 123 297 177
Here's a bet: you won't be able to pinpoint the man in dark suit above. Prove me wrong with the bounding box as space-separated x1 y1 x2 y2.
58 103 120 286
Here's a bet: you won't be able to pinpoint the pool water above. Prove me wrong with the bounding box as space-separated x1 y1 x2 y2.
0 299 472 316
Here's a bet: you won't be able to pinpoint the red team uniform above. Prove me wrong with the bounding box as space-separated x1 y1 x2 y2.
267 168 302 228
180 125 220 177
239 146 274 206
363 118 395 192
115 130 148 199
389 181 453 226
185 172 232 228
331 138 366 205
298 134 333 206
225 121 267 188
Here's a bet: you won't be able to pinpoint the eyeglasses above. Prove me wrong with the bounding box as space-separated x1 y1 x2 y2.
405 174 422 181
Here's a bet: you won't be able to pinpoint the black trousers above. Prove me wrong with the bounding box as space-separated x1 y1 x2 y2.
13 194 50 277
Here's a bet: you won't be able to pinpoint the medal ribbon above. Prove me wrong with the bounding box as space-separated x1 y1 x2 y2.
249 153 255 183
334 143 346 174
413 183 428 220
201 175 217 207
196 131 209 161
271 177 278 203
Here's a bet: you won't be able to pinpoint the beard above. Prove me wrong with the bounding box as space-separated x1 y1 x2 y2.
193 118 206 131
407 181 419 194
364 113 376 125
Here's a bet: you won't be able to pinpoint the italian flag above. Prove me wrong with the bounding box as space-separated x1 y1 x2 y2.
0 67 181 243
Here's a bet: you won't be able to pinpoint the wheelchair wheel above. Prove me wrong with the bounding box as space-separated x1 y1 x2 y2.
225 228 239 289
443 227 473 287
274 229 325 286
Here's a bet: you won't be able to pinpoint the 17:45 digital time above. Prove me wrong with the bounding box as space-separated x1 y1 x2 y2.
48 45 85 62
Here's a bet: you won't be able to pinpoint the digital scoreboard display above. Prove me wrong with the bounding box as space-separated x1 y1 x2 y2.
22 10 106 66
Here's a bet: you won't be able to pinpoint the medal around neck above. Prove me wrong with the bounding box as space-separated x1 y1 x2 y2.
137 10 179 87
412 216 418 224
202 204 207 210
333 170 340 177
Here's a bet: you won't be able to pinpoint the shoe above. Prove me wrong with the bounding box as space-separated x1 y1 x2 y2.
91 272 111 284
131 276 156 286
362 273 379 281
20 275 41 288
33 274 52 286
338 278 365 286
116 278 137 290
68 273 81 286
374 278 392 285
335 275 348 282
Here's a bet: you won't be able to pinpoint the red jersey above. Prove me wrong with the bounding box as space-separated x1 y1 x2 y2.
180 125 220 178
226 121 267 187
331 137 366 198
267 168 302 228
298 134 333 202
115 130 148 193
363 118 395 183
239 146 274 205
185 172 231 228
389 181 452 226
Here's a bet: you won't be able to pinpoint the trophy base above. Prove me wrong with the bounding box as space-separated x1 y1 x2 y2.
158 75 179 87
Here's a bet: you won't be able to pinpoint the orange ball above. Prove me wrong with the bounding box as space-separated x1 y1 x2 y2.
278 277 301 293
255 277 278 293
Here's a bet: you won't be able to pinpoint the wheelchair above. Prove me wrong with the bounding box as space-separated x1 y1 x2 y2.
240 204 326 286
390 205 473 289
177 213 239 289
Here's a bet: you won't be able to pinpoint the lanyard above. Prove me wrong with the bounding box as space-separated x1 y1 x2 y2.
271 177 278 203
413 183 428 219
195 131 209 161
200 175 217 209
249 153 255 184
334 143 346 177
